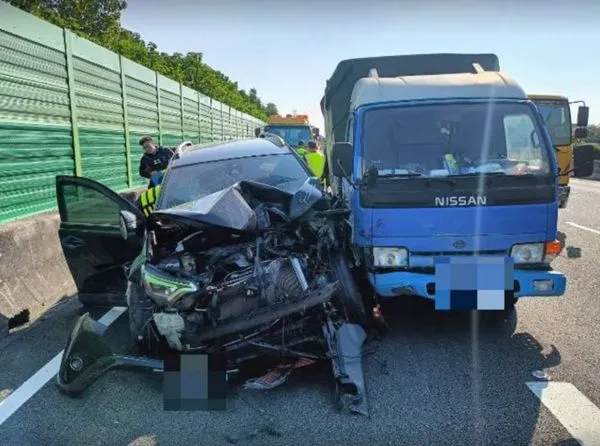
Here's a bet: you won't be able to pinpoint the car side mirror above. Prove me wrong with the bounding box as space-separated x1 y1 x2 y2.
331 142 354 178
576 106 589 128
119 210 143 240
574 127 588 140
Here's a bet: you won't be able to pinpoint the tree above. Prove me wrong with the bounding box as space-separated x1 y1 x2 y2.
265 103 278 116
7 0 278 120
587 125 600 144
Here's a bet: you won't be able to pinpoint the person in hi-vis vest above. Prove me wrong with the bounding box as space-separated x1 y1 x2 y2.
305 140 326 181
137 169 164 217
296 140 308 157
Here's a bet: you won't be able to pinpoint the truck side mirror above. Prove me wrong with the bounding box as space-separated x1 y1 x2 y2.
576 106 589 127
574 127 588 140
332 142 354 177
254 127 262 137
312 127 320 138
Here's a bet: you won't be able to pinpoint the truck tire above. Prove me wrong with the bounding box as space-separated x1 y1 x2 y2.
330 252 367 325
126 281 154 354
573 144 595 178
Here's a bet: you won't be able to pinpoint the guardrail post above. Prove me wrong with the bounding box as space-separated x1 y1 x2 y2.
220 102 224 141
179 82 185 141
119 56 132 188
63 29 82 177
155 72 162 146
197 92 201 143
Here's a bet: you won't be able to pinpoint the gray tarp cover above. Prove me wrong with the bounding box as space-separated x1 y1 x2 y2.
320 53 501 143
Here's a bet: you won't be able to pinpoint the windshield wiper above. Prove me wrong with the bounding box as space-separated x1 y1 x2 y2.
377 172 424 178
450 171 507 177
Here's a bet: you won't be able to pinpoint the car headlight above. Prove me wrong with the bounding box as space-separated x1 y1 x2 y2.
510 243 544 264
141 264 198 306
373 247 408 268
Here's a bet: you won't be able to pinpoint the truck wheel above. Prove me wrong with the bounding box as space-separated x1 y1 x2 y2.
126 281 154 354
330 252 367 325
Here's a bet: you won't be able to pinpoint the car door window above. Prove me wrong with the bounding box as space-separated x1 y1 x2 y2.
62 184 122 225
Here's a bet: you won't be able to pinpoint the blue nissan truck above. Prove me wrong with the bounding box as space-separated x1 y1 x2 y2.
320 53 566 315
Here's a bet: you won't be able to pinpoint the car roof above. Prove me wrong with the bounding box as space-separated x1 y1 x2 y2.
172 137 294 167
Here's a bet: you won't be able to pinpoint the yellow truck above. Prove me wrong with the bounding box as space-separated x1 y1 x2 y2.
528 94 590 208
255 114 320 149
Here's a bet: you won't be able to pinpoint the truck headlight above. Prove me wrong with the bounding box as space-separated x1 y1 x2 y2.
373 247 408 268
511 243 544 264
510 240 562 264
141 264 198 306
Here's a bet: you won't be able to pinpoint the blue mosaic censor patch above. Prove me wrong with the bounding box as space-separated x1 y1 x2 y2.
434 256 514 311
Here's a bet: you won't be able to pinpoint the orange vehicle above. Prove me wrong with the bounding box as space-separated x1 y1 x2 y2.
255 114 320 149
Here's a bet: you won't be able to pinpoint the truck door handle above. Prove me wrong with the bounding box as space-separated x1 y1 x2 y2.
62 235 85 250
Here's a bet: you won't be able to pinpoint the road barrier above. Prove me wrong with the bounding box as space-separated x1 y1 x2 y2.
0 3 266 335
0 2 265 225
593 160 600 179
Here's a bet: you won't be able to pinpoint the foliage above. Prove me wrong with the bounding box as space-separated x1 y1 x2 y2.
585 125 600 144
8 0 274 120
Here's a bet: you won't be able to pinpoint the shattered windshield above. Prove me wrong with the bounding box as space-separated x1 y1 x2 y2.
263 125 312 146
361 102 552 179
533 100 572 147
158 154 310 209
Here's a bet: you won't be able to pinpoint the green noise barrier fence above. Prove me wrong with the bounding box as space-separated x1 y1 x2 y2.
0 2 265 224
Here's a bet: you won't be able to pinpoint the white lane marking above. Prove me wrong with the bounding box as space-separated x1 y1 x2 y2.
527 382 600 445
0 306 126 426
567 222 600 236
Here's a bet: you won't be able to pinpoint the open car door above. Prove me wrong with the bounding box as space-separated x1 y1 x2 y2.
56 175 145 308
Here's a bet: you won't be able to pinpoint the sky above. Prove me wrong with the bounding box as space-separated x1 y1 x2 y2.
120 0 600 132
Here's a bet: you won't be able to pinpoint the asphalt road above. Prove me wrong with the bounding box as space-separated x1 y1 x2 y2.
1 178 599 446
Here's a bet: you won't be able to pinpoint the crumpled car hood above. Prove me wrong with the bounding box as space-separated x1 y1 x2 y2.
149 178 326 232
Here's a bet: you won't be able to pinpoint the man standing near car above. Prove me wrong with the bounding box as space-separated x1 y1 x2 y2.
138 135 174 187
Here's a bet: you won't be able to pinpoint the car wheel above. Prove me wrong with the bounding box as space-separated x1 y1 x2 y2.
330 252 367 325
126 281 154 354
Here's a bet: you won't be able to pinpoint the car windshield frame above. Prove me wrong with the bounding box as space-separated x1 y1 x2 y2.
531 99 572 147
263 125 312 146
155 153 312 210
358 100 554 180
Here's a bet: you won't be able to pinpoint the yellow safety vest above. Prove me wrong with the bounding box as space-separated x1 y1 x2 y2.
305 151 325 178
139 184 161 217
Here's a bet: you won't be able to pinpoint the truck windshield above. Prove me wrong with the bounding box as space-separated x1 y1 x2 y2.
531 100 572 147
263 125 311 146
361 102 552 178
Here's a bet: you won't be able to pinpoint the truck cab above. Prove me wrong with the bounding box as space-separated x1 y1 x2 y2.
321 54 566 312
255 114 320 149
528 93 590 208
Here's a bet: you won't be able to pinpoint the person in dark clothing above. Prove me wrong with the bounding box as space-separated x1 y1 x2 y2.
138 135 174 186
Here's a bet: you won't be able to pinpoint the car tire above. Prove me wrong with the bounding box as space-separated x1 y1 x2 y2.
330 252 367 325
126 281 154 354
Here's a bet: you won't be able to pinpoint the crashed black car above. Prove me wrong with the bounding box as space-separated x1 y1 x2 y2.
55 137 372 415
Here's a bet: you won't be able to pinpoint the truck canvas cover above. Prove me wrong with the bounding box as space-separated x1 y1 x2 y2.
320 53 500 143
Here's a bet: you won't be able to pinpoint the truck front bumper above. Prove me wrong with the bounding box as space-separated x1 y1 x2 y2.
559 185 570 209
369 268 566 302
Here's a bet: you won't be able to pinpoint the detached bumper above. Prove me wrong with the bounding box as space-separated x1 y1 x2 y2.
559 185 570 209
369 268 566 301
